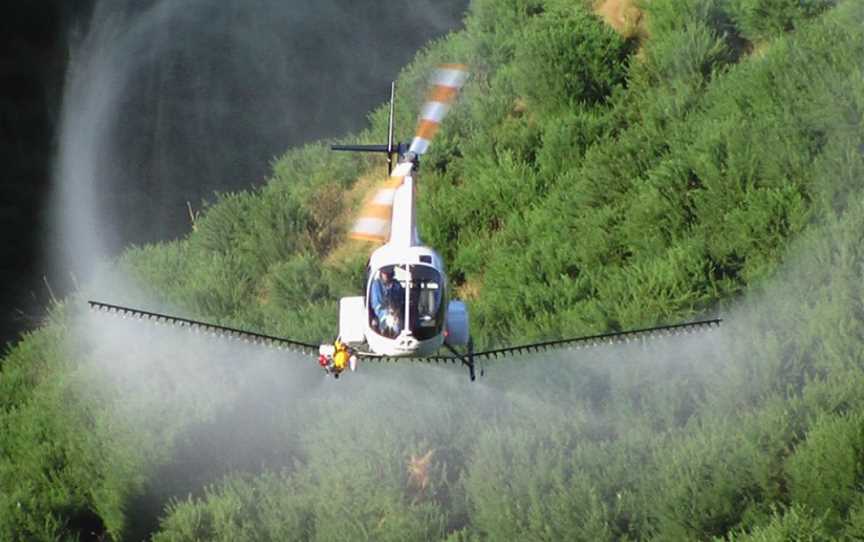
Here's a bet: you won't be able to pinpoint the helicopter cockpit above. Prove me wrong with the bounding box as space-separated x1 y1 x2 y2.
368 264 446 341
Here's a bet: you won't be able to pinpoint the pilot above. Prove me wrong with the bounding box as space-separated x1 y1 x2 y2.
370 267 404 336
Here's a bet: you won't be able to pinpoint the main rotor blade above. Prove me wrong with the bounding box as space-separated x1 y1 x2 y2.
408 64 469 156
347 64 469 244
348 175 405 243
88 300 320 356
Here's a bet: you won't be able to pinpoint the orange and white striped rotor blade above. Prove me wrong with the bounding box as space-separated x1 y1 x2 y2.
349 176 403 243
409 64 469 155
350 64 467 243
349 144 422 242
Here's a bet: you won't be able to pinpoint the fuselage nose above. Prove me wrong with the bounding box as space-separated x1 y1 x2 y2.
397 333 418 352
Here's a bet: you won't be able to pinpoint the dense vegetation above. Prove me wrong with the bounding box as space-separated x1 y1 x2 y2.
2 0 862 539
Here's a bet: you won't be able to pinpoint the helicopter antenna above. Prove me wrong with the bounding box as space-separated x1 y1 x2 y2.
387 81 396 176
330 81 406 163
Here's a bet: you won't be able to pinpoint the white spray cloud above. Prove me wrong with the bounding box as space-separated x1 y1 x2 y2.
48 0 468 295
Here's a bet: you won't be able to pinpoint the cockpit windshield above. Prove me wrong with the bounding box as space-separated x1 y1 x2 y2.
409 265 445 340
368 264 445 340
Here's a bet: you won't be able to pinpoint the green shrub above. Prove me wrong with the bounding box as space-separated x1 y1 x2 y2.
193 191 262 255
651 420 771 539
263 253 331 309
786 411 864 526
511 5 633 113
154 473 316 542
722 505 832 542
727 0 835 42
465 428 612 541
536 107 610 183
842 495 864 540
642 0 732 37
636 19 734 87
463 0 546 70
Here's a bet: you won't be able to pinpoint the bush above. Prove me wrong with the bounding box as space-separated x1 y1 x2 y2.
536 107 610 183
153 473 316 542
463 0 546 71
642 0 732 37
727 0 835 42
465 428 612 541
511 5 633 113
722 505 832 542
636 20 734 88
651 419 771 539
785 411 864 527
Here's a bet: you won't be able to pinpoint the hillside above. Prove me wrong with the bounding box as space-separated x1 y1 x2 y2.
2 0 863 540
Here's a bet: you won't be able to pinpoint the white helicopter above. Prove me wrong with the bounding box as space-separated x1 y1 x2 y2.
89 64 721 381
328 64 472 366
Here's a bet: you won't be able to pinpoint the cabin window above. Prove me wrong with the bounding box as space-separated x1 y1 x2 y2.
367 264 446 340
408 265 445 341
368 265 406 339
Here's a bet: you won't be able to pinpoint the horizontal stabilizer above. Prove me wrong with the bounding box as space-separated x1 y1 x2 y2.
331 144 391 153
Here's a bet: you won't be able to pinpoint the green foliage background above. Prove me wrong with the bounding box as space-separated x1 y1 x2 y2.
2 0 864 539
